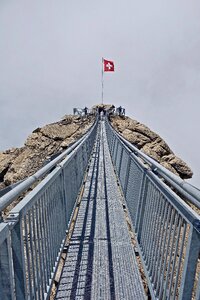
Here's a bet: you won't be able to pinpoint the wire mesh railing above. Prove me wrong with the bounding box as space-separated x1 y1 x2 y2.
105 117 200 300
0 119 98 300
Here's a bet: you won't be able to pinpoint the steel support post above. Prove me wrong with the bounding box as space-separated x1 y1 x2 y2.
0 234 14 300
179 225 200 299
135 171 148 238
123 156 131 198
10 217 26 300
118 147 123 178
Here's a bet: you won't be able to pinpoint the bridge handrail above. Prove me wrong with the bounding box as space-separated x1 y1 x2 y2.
105 117 200 300
109 119 200 209
0 118 98 300
0 117 98 215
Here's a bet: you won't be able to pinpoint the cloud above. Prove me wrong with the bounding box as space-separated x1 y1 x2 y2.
0 0 200 186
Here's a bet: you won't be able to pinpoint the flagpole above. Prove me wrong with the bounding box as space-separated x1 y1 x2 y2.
101 57 104 104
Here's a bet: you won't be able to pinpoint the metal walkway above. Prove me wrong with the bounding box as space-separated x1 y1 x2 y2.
55 121 146 299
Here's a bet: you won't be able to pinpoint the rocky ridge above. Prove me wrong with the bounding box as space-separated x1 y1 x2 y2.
0 109 193 191
0 115 94 190
110 115 193 179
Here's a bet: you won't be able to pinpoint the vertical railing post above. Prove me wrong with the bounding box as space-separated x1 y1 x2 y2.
196 270 200 300
86 138 89 162
118 147 123 178
135 170 148 240
0 224 14 300
110 134 115 156
123 155 131 198
179 223 200 300
7 232 15 300
108 130 112 152
8 215 27 300
61 167 68 228
114 139 119 165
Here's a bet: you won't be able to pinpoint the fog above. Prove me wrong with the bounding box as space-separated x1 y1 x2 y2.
0 0 200 187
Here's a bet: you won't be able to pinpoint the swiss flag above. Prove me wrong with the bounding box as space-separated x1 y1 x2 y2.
103 59 115 72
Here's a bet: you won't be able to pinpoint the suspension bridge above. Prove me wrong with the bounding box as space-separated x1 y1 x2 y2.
0 115 200 300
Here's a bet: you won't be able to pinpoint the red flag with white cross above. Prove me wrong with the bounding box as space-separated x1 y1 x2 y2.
103 59 115 72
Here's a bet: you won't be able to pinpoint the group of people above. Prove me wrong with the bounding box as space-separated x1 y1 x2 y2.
97 105 126 119
73 105 125 117
107 105 125 117
73 107 89 116
116 106 125 116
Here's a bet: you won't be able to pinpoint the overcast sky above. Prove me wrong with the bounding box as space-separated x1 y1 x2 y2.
0 0 200 187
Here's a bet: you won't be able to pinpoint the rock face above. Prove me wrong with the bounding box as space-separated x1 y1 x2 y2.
110 115 193 179
0 115 94 189
0 108 193 191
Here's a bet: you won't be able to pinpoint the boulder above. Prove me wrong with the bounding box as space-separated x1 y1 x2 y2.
134 123 158 140
122 129 151 148
40 123 79 140
161 154 193 179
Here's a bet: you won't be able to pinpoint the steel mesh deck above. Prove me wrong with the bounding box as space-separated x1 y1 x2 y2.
55 121 146 300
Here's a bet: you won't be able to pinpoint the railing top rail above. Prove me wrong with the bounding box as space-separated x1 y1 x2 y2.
0 118 98 213
107 117 200 209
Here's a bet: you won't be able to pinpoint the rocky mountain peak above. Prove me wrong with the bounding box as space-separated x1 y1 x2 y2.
0 107 193 191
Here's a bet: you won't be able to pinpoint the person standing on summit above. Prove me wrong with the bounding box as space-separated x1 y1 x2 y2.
84 107 88 116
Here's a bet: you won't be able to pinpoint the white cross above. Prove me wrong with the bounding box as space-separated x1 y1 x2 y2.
106 62 113 70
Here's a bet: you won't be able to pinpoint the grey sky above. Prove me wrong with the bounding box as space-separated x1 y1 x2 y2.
0 0 200 187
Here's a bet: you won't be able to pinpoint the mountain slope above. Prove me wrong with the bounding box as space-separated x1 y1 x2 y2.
110 115 192 179
0 114 94 189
